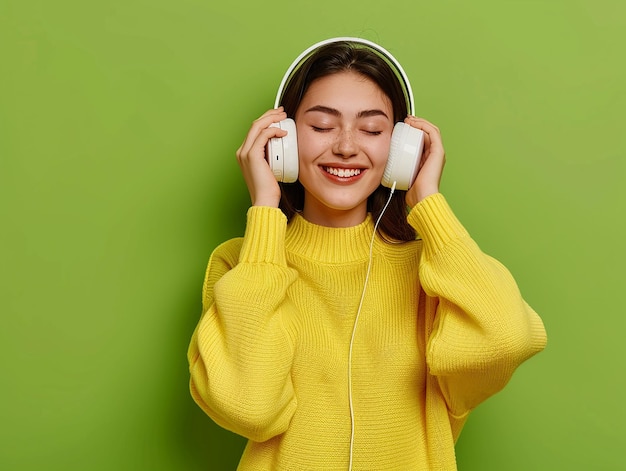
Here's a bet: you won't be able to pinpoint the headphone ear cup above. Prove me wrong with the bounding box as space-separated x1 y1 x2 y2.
382 122 424 190
267 118 299 183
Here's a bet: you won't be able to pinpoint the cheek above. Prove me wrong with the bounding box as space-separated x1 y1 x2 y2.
295 129 328 160
368 138 392 167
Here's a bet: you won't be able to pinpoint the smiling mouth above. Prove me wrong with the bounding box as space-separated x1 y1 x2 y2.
323 166 363 178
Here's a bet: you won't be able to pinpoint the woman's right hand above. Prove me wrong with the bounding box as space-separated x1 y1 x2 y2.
236 107 289 208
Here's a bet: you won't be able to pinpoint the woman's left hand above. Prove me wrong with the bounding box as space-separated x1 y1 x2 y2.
404 116 446 208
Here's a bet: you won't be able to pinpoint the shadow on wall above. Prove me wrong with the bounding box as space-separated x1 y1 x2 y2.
170 177 251 469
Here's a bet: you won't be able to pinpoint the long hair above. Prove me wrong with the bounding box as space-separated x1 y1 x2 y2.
278 40 416 242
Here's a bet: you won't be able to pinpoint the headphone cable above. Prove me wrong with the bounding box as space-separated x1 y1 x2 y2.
347 181 396 470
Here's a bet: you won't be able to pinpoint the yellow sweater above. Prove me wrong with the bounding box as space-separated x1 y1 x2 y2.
188 193 547 470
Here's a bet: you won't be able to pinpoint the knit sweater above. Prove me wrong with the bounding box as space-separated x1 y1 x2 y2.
187 193 547 470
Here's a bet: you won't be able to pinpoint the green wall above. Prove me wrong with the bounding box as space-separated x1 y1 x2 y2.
1 0 624 469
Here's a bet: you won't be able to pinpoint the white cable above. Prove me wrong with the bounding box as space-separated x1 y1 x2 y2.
347 181 396 470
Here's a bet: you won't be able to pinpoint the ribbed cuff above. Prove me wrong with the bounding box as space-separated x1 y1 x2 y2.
239 206 288 265
407 193 469 261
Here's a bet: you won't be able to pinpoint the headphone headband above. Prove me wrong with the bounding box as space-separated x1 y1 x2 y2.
274 37 415 116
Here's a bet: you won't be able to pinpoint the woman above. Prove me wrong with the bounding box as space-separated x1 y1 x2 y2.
187 38 547 470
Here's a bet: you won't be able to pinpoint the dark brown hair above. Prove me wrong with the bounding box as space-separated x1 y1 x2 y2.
278 40 416 242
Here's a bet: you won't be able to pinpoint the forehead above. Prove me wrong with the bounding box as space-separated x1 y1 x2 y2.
298 71 393 115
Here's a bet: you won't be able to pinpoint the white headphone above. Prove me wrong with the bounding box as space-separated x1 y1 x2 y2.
267 37 424 191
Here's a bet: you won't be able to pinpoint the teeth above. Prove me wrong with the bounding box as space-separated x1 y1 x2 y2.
324 167 362 177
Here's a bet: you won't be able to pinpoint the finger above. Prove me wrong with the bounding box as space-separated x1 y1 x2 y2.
404 116 444 156
250 108 286 131
404 116 440 136
418 132 431 171
237 109 288 160
246 109 287 142
238 126 289 167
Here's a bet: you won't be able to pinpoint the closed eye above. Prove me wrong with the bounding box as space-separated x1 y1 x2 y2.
312 126 333 133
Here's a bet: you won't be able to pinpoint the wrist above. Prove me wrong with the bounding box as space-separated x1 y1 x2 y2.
251 190 281 208
253 197 280 208
406 186 439 208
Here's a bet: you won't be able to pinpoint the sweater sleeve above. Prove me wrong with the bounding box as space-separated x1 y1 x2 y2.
187 206 299 442
408 193 547 418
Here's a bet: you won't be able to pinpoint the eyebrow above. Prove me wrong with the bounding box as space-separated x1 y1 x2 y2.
304 105 389 120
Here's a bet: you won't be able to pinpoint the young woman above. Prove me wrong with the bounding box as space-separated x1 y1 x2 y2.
187 38 547 470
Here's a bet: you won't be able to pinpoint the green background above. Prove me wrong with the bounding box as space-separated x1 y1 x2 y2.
1 0 624 469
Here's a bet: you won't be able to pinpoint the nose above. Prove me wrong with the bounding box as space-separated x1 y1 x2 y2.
332 129 358 158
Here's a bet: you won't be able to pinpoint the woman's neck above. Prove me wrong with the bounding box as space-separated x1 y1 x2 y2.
301 199 368 228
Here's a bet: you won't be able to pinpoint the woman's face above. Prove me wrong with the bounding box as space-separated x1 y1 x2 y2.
294 71 394 227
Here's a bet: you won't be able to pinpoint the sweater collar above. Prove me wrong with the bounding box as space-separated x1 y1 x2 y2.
285 213 376 264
